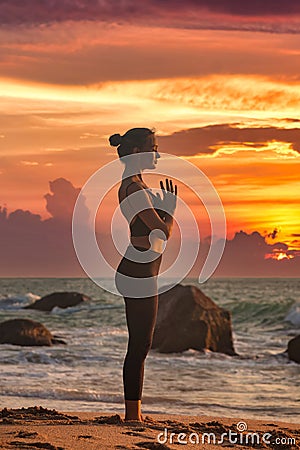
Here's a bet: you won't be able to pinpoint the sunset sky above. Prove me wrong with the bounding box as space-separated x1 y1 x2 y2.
0 0 299 276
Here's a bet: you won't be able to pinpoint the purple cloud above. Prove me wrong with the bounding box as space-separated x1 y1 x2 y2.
0 180 299 277
213 230 300 277
45 178 84 222
267 228 279 240
163 0 300 16
0 178 88 277
0 0 300 32
158 124 300 156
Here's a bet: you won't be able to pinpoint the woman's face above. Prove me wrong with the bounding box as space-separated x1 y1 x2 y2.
139 134 160 170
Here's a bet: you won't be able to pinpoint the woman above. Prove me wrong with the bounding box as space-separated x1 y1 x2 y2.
109 127 177 422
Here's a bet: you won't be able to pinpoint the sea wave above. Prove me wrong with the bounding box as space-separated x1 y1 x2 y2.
0 387 124 404
284 303 300 327
1 278 299 423
0 292 40 310
229 299 294 328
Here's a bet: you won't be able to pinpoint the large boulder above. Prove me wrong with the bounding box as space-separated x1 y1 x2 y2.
287 335 300 364
24 291 90 311
0 318 66 346
152 284 236 355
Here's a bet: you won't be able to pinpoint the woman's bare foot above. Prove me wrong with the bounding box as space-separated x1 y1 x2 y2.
124 400 143 422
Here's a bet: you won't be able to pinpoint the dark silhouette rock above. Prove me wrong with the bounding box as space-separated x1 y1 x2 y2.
152 284 236 355
0 318 66 346
24 291 90 311
287 335 300 364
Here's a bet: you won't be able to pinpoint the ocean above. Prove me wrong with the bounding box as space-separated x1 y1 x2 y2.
0 278 299 423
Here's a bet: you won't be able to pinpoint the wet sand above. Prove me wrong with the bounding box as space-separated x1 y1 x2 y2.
0 406 299 449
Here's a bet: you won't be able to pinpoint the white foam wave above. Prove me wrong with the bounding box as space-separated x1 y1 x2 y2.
0 292 40 310
0 387 123 404
284 303 300 327
51 305 85 314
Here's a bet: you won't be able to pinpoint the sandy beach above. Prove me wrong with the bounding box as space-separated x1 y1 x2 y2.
0 406 299 450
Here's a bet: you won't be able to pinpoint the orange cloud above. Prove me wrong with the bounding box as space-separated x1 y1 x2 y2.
158 124 300 156
0 178 298 277
1 24 300 84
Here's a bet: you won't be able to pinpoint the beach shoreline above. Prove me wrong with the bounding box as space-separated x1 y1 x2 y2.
0 406 299 449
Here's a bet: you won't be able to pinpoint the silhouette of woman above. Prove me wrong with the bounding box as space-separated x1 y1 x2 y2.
109 128 177 422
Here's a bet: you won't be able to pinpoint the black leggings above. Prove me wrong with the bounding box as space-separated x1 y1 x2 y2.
123 295 158 401
116 245 162 400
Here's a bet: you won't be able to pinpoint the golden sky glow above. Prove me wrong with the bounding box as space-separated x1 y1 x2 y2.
0 17 300 274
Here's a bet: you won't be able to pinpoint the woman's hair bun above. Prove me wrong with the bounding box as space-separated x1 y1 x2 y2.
109 133 122 147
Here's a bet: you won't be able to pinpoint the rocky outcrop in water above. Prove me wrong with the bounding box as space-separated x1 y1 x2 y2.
152 284 236 355
24 291 90 311
287 335 300 364
0 318 66 346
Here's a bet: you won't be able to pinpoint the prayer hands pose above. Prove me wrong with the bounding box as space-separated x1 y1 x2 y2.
156 178 177 216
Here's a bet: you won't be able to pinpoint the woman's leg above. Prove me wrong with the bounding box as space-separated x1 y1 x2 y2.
123 295 158 420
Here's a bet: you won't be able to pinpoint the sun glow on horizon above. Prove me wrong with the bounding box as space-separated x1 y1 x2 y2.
1 67 300 259
265 252 295 261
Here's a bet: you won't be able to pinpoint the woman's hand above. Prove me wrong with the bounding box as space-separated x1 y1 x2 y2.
159 178 177 215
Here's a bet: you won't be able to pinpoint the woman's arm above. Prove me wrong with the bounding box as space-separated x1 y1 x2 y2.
126 180 177 240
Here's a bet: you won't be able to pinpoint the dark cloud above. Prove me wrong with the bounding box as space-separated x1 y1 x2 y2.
0 0 299 32
267 228 279 240
212 230 300 277
171 0 300 16
0 179 299 277
280 118 300 123
0 178 88 276
44 178 86 221
158 124 300 156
